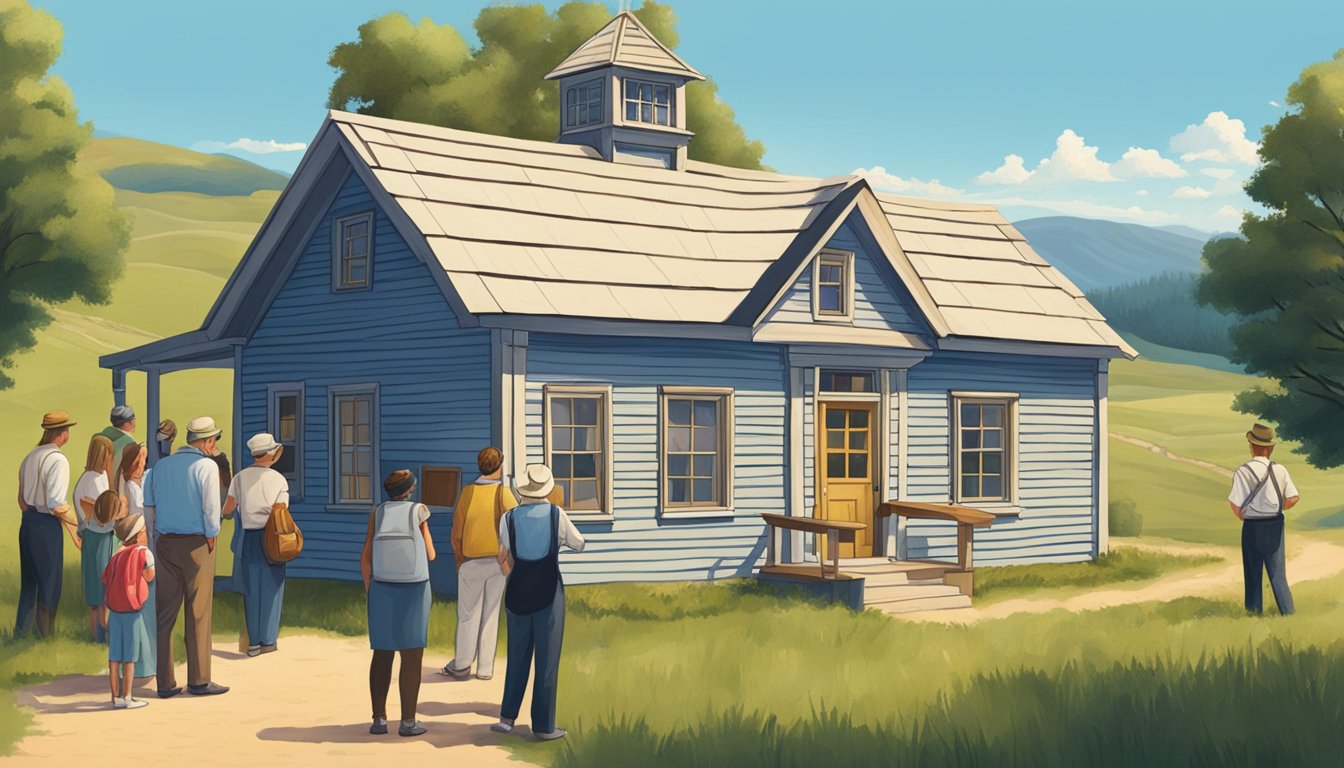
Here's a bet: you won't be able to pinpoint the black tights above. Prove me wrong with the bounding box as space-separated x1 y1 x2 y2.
369 648 424 722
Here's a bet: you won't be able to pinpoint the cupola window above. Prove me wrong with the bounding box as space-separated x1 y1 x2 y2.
624 79 672 126
566 78 604 128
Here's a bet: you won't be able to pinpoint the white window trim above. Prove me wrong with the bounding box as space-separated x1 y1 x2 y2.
266 382 305 501
950 391 1019 506
565 77 605 129
328 383 380 511
621 77 675 127
331 211 374 292
659 385 735 517
542 383 615 521
811 249 855 323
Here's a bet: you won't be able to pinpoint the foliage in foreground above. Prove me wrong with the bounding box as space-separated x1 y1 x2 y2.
973 546 1217 600
1107 498 1144 537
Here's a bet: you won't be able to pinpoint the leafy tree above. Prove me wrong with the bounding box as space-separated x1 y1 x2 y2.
328 2 766 169
0 0 130 389
1197 50 1344 467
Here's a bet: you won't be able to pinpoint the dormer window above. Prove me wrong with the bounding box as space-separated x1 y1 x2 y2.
333 211 373 291
565 78 604 128
624 79 672 126
812 250 854 321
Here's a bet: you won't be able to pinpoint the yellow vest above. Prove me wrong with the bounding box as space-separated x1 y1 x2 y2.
458 482 517 559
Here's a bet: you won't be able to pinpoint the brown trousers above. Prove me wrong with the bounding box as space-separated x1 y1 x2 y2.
156 534 216 688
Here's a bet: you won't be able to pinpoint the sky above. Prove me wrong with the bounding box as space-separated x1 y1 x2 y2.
36 0 1344 232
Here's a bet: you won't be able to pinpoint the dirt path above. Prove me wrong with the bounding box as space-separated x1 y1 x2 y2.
1109 431 1235 478
898 536 1344 624
7 635 541 767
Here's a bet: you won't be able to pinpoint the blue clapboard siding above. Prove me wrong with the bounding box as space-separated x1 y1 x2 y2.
903 352 1098 565
761 213 931 337
522 333 787 583
239 168 492 587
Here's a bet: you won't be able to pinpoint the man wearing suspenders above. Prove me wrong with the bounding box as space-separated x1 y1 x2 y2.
16 411 82 637
1227 423 1300 615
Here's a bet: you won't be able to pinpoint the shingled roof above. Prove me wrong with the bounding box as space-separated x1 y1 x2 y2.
545 11 705 81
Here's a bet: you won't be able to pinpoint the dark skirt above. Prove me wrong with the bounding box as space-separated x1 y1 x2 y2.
367 580 430 651
81 529 116 608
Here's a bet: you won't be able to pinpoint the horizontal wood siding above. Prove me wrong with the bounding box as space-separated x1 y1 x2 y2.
524 333 787 583
240 170 492 586
761 213 930 337
904 352 1098 565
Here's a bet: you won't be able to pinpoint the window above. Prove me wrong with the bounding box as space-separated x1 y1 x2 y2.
330 385 378 506
623 78 672 126
333 212 373 290
661 387 734 513
812 251 853 321
267 385 304 499
565 78 604 127
421 466 461 508
544 385 612 517
820 370 875 393
953 395 1017 503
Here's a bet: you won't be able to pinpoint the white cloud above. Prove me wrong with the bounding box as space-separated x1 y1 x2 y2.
1269 100 1281 107
1172 186 1212 200
1113 147 1186 179
193 137 308 154
1135 189 1149 197
853 166 964 197
985 195 1174 224
1217 204 1246 220
1200 167 1237 180
1170 112 1260 165
1036 129 1116 182
975 154 1034 185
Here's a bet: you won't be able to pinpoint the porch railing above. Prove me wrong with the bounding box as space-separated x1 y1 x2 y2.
876 501 995 595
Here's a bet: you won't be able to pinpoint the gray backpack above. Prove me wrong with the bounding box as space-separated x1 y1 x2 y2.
372 501 429 583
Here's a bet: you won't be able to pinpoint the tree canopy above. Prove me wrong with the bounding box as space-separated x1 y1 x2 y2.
1197 49 1344 467
327 1 766 170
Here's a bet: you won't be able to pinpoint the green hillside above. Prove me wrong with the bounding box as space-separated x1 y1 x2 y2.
80 136 288 196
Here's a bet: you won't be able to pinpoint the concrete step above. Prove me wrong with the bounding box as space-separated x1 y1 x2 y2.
864 583 965 605
872 594 973 614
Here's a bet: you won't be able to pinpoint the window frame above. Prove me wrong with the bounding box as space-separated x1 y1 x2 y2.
950 391 1019 505
811 249 855 322
565 77 605 128
331 211 374 292
622 77 674 127
659 386 735 518
266 383 305 500
328 383 380 511
542 384 614 521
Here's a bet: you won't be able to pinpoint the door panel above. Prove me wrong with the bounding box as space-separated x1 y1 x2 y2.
818 402 876 558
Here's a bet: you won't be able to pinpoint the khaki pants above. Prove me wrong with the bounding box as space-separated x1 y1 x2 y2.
452 558 506 677
156 535 216 688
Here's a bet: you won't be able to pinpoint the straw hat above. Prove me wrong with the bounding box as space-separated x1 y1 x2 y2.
247 433 282 456
186 416 222 442
516 464 556 500
41 411 77 430
115 514 145 545
1247 423 1276 447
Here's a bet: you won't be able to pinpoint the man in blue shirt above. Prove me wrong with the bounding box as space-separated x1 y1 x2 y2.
144 416 229 698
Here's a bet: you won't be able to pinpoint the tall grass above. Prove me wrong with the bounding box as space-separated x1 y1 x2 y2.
974 547 1221 601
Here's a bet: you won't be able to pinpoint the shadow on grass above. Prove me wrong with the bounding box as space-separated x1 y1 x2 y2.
256 720 502 748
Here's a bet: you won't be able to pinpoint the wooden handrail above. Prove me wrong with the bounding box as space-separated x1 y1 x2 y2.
760 513 864 580
877 501 995 528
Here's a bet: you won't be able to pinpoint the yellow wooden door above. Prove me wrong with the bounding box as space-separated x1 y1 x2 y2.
818 402 875 558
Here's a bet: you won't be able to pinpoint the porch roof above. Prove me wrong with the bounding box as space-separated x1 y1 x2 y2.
98 330 240 372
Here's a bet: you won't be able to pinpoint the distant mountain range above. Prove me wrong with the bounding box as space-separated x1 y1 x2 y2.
82 137 289 196
1012 216 1208 292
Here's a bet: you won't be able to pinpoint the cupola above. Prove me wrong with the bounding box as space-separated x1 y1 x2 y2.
545 11 705 170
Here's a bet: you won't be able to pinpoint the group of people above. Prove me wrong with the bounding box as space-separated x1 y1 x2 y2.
16 407 588 740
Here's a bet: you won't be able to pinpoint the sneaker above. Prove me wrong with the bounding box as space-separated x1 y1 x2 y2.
369 718 389 735
490 720 514 734
399 721 427 737
439 663 471 680
113 697 128 709
125 697 148 710
535 728 567 741
187 682 230 696
246 645 262 657
475 673 493 681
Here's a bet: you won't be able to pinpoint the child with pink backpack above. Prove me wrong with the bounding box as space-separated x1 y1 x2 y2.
101 512 156 709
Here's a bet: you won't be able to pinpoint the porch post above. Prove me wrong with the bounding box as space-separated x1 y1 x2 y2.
233 344 244 468
146 368 162 465
112 368 127 408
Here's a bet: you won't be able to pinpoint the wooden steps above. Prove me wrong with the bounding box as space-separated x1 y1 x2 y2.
843 558 973 614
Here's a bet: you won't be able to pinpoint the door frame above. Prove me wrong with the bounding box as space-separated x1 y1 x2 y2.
814 398 882 559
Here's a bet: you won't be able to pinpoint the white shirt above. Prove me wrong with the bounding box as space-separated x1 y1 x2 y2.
226 466 291 530
1229 457 1299 519
18 444 69 515
75 470 113 533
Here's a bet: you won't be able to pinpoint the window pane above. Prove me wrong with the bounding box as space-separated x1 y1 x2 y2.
588 103 601 122
357 398 370 425
625 103 638 120
571 480 599 508
573 453 597 479
847 454 865 478
827 430 844 449
961 476 979 499
692 479 714 504
567 105 578 125
341 399 354 422
850 410 868 429
669 478 689 504
552 454 572 479
654 84 669 103
961 403 980 427
356 451 371 475
693 400 718 428
356 424 370 445
982 476 1003 498
983 452 1003 475
669 399 692 426
573 426 599 451
641 103 652 123
667 426 691 452
693 454 716 478
962 430 981 450
693 427 717 452
625 80 637 98
819 286 842 311
820 265 840 283
573 397 599 425
827 454 845 478
655 105 668 125
340 453 353 475
984 430 1002 449
962 453 981 474
984 406 1005 428
668 454 690 477
640 83 652 100
826 410 844 429
848 431 867 450
552 426 573 451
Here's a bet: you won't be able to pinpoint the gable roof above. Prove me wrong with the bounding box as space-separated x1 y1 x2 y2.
196 109 1134 360
545 12 705 81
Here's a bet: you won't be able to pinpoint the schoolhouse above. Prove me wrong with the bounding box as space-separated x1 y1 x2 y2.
101 13 1135 597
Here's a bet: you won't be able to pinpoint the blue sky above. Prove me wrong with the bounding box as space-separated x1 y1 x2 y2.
38 0 1344 231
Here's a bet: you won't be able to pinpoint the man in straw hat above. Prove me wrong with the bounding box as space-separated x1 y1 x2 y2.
1228 423 1300 615
15 411 82 637
143 416 229 697
492 463 586 741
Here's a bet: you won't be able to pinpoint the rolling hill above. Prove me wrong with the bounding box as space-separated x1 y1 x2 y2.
1013 216 1206 291
80 137 289 196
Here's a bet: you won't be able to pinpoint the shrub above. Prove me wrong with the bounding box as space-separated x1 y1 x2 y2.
1110 498 1144 537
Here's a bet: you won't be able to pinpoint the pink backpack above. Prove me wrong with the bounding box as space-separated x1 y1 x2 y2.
102 546 148 613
